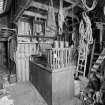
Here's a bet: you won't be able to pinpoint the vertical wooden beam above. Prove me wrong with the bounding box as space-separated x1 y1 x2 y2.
60 0 63 9
100 27 103 48
96 22 103 49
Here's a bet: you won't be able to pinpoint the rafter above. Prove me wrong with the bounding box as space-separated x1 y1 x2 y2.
23 11 47 19
30 1 58 13
64 0 79 5
24 0 79 21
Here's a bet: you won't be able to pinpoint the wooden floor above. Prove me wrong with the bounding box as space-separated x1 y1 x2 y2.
5 82 82 105
7 82 47 105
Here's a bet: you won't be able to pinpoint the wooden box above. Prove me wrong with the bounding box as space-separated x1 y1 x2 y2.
29 61 74 105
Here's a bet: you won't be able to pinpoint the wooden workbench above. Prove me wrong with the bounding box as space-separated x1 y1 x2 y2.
29 61 74 105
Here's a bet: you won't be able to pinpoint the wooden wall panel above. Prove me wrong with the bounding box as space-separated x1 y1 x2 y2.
16 43 37 82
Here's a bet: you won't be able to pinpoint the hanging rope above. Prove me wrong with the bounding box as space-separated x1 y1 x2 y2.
79 12 93 56
81 0 98 11
46 0 56 37
58 0 64 35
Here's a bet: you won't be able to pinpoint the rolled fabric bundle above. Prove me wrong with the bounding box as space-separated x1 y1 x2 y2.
79 12 93 56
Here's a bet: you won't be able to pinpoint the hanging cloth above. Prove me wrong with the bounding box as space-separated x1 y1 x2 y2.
58 7 64 35
46 0 56 37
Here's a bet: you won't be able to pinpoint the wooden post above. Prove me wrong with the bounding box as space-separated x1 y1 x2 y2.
96 22 104 50
100 27 103 49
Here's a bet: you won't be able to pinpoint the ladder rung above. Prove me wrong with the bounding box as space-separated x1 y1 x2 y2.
79 55 87 58
77 71 84 74
79 64 85 67
79 58 87 61
79 61 85 64
79 58 86 60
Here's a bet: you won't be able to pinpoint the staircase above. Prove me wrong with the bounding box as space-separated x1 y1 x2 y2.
91 49 105 71
89 41 105 76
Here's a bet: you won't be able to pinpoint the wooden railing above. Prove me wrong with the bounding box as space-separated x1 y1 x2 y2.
47 48 73 71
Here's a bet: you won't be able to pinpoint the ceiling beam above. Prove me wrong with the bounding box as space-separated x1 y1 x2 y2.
25 0 79 21
29 1 58 13
23 10 47 19
64 0 78 4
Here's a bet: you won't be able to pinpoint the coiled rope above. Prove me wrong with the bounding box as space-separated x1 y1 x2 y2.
81 0 98 11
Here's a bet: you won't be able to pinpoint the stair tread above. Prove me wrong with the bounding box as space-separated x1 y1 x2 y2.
94 53 105 56
96 60 103 63
93 57 105 60
92 62 101 65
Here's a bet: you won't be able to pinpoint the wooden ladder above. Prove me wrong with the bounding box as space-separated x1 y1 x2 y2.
88 41 105 77
76 45 88 77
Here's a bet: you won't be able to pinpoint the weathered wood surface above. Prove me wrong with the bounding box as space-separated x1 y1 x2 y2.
30 61 74 105
47 48 73 71
16 42 37 82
